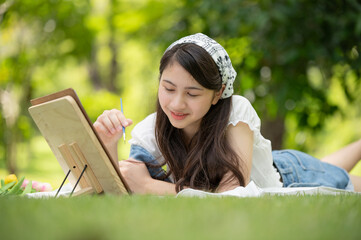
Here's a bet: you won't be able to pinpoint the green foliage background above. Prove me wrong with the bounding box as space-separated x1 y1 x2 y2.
1 0 361 185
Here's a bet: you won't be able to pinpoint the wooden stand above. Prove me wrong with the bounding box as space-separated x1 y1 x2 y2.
28 89 130 196
58 142 102 196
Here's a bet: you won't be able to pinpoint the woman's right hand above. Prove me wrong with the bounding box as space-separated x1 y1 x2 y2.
93 109 133 146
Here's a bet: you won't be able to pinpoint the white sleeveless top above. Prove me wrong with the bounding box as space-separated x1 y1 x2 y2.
129 95 283 188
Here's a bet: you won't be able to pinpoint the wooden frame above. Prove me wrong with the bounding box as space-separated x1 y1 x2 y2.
28 88 130 196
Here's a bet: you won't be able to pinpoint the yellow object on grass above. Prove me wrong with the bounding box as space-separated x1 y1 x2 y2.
4 174 18 185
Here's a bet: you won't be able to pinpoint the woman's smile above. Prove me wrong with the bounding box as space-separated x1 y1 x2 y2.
170 111 189 120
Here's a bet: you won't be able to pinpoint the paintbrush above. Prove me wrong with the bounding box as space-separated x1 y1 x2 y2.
120 98 126 144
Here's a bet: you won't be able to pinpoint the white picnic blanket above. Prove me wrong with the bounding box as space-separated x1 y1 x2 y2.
25 181 359 198
25 183 73 198
176 181 359 198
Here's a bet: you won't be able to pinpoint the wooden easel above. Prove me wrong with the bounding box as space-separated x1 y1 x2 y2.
28 89 130 196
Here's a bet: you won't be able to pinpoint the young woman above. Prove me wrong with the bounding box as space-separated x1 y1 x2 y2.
94 33 361 194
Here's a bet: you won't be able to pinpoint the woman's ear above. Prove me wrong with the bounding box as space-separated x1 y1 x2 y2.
212 85 226 105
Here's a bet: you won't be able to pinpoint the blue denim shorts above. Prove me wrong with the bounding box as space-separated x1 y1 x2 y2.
272 150 354 190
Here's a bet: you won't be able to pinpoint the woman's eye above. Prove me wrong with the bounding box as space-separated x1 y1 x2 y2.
165 87 175 92
187 92 198 97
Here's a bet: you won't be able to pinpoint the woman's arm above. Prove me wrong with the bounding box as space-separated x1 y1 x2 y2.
119 159 177 195
217 121 254 192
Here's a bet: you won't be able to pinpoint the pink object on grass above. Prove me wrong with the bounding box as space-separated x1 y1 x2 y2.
20 179 53 192
21 179 29 189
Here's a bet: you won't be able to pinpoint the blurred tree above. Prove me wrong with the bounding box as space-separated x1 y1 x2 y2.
0 0 98 173
0 0 122 173
151 0 361 149
0 0 180 173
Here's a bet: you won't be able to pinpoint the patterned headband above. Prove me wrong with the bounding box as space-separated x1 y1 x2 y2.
166 33 236 99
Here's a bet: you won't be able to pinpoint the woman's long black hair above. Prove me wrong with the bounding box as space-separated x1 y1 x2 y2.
155 43 245 192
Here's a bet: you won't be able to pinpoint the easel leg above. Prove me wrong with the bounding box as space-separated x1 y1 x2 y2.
55 169 71 198
55 165 95 197
70 164 88 197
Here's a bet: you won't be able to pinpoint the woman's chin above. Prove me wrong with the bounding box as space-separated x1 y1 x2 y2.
169 120 185 129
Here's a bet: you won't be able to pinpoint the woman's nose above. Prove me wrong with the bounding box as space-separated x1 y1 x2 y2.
171 94 186 110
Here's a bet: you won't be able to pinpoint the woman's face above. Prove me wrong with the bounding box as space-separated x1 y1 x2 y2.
158 61 222 139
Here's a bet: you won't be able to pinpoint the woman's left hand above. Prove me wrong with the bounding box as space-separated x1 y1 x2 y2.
119 158 152 194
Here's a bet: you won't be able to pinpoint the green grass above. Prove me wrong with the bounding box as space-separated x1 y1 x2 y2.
1 194 360 240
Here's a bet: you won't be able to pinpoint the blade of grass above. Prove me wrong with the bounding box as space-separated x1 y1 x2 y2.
21 180 33 196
